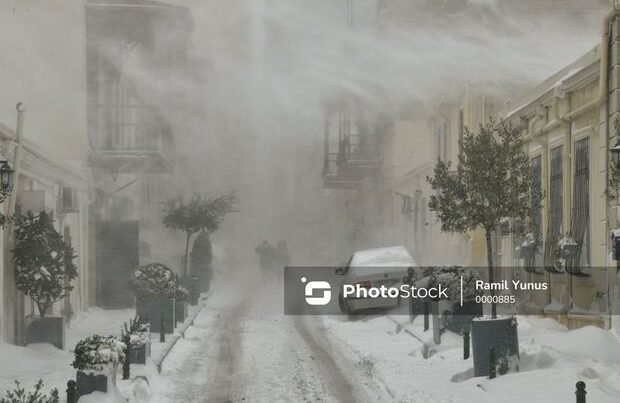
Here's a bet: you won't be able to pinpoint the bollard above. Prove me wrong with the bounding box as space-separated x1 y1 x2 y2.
66 380 76 403
122 334 130 380
423 302 429 332
575 381 586 403
463 330 470 360
488 347 497 379
160 314 166 343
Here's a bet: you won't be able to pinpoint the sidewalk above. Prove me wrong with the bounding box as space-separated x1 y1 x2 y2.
0 297 207 402
322 314 620 403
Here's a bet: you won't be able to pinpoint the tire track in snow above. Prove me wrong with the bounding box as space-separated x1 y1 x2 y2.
293 316 358 403
206 299 249 402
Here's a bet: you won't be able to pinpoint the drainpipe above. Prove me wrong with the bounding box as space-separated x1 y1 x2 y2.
603 4 620 330
9 103 25 344
533 125 551 307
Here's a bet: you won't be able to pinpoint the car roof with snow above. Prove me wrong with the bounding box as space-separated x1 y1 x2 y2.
349 246 416 267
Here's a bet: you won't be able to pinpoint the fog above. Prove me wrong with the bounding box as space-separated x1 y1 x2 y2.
0 0 609 268
165 0 607 267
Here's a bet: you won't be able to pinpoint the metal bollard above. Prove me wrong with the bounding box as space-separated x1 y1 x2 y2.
488 347 497 379
463 330 470 360
423 302 429 331
122 334 131 380
160 314 166 343
66 380 76 403
575 381 586 403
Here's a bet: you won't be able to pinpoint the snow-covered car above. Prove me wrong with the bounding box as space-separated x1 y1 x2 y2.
335 246 417 314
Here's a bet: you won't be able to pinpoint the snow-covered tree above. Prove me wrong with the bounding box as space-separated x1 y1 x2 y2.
12 211 77 319
427 119 532 318
163 192 238 276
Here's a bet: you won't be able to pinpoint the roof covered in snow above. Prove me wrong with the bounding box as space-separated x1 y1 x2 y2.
503 45 601 119
349 246 416 267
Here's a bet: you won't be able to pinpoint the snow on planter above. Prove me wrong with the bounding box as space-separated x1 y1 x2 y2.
12 211 78 349
72 334 126 400
122 317 151 365
413 267 483 334
471 316 519 377
130 263 179 334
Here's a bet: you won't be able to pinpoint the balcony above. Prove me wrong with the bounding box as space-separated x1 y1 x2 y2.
88 104 175 174
322 133 382 190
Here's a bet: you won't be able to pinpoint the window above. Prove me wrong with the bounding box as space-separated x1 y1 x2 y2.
544 145 563 270
527 155 543 271
570 137 590 269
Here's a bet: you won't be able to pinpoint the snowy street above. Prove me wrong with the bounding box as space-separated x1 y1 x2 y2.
149 274 620 403
4 2 620 403
152 280 364 403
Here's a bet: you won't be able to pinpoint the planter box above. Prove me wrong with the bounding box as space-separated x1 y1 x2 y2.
129 342 150 365
25 316 65 349
76 368 116 400
175 301 188 323
471 316 519 377
180 276 201 306
444 301 482 334
136 298 175 334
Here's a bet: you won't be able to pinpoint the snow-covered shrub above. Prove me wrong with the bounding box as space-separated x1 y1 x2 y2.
121 316 150 346
129 263 178 299
416 266 482 301
12 211 77 318
72 335 126 372
0 380 58 403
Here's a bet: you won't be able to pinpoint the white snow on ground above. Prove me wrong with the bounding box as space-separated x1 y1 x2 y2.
0 305 197 402
155 279 371 403
5 272 620 403
323 314 620 403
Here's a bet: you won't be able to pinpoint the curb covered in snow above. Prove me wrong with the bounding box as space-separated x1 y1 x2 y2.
155 291 212 373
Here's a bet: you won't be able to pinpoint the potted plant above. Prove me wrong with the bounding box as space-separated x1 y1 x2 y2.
558 236 579 260
162 192 238 282
72 335 125 400
515 233 536 260
471 316 519 377
175 285 189 323
129 263 177 334
12 211 77 349
427 119 529 376
122 316 151 365
190 229 213 297
418 266 483 337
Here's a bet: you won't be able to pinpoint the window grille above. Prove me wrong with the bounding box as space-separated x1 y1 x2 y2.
544 145 563 272
525 155 543 273
568 137 591 276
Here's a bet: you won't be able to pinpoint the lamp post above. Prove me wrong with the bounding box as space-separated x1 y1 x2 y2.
0 160 15 205
611 140 620 171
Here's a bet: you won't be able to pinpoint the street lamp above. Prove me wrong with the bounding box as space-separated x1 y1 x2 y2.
0 160 14 191
611 139 620 171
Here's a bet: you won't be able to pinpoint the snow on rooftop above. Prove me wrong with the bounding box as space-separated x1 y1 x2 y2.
504 45 600 118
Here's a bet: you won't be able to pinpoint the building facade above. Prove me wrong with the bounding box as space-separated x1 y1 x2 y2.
85 0 193 307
